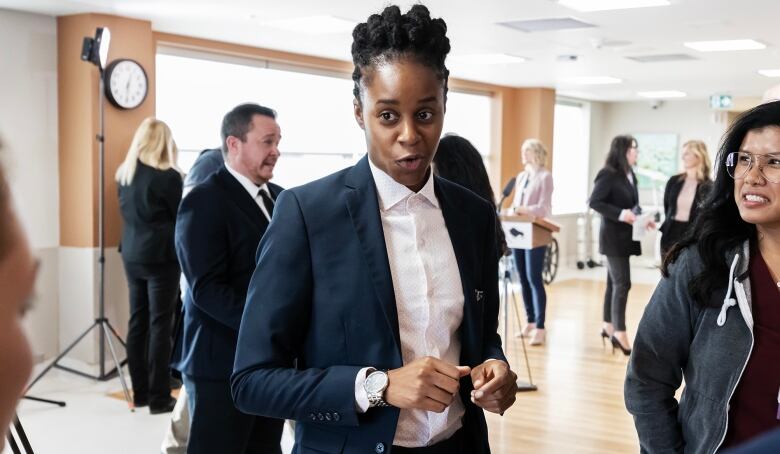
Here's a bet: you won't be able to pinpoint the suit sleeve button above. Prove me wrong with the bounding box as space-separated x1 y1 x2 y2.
325 413 332 421
333 412 340 421
317 413 324 421
309 413 316 421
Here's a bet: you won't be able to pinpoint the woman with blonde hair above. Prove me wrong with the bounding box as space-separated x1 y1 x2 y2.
511 138 554 346
659 140 713 256
116 117 182 413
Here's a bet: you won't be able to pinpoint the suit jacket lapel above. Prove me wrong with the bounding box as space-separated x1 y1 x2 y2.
215 167 265 231
434 177 480 363
344 157 402 354
630 171 639 207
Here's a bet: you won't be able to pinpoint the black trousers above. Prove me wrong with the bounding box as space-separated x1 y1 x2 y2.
122 260 180 407
660 220 689 257
604 255 631 331
183 375 283 454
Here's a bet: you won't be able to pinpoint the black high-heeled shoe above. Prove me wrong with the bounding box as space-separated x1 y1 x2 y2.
610 335 632 356
599 329 610 347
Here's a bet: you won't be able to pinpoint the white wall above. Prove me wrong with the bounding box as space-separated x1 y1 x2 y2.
589 99 727 191
554 99 730 267
0 8 60 361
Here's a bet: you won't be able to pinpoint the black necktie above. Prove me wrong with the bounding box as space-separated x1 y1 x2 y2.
258 188 275 219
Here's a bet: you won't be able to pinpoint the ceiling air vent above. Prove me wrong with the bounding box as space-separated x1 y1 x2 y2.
498 17 595 33
626 54 698 63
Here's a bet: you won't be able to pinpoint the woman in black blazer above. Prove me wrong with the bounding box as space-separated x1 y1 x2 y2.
589 135 653 356
659 140 712 256
116 118 183 413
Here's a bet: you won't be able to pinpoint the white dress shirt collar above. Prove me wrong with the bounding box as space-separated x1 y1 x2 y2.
224 162 270 198
367 157 438 211
224 163 273 221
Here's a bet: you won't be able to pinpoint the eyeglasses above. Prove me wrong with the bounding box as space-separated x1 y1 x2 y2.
725 151 780 183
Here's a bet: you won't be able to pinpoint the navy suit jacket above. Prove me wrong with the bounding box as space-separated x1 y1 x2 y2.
172 165 283 380
232 156 506 453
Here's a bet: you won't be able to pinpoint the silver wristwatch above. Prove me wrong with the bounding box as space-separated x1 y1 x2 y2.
363 369 390 408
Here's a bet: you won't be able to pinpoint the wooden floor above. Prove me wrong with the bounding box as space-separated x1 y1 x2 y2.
485 277 656 453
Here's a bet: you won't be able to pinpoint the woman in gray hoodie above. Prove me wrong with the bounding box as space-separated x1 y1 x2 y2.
625 100 780 454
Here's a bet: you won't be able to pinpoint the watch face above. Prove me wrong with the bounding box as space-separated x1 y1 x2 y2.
107 60 148 109
365 371 388 393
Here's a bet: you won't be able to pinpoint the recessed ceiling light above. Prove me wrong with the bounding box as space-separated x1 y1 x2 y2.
637 90 687 98
261 15 357 34
758 69 780 78
558 0 670 12
561 76 623 85
626 53 698 63
450 54 528 64
498 17 595 32
684 39 766 52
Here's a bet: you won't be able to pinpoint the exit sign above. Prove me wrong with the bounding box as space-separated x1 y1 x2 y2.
709 94 733 109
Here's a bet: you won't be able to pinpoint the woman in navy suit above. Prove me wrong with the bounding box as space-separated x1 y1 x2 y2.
116 118 182 413
232 5 517 453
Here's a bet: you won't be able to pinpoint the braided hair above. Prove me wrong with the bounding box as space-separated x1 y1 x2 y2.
351 4 451 103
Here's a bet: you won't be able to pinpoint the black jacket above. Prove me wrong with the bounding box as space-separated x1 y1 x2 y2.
172 165 283 380
589 167 641 257
659 174 712 234
118 161 183 263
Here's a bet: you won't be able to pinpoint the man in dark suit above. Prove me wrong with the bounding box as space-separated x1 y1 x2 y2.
173 103 284 454
231 31 518 452
163 146 225 454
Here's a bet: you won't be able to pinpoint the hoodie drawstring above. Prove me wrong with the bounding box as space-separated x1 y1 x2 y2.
717 254 741 326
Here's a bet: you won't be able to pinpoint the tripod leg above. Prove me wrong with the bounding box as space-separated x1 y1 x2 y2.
22 395 65 407
510 289 535 388
105 321 127 348
100 321 128 376
7 430 21 454
13 415 34 454
26 321 99 392
101 323 134 411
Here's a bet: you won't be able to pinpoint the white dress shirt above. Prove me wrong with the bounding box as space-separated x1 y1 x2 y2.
354 158 465 447
224 163 273 222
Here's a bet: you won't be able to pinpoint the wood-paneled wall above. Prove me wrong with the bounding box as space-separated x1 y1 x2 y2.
58 14 555 247
58 14 155 248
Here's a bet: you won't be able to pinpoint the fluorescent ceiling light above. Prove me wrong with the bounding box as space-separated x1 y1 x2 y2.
758 69 780 78
558 0 670 12
450 54 527 64
562 76 623 85
684 39 766 52
637 90 687 98
262 15 357 34
498 17 594 32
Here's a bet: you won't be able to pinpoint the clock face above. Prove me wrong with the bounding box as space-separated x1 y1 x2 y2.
106 59 148 109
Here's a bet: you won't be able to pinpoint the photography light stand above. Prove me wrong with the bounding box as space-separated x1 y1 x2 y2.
500 252 537 392
497 181 537 393
24 27 133 411
6 415 34 454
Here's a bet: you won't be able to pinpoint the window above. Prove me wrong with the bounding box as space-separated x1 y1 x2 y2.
552 99 591 215
156 49 493 189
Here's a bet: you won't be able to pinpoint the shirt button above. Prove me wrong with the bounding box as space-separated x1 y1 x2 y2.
333 412 340 421
375 442 385 453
